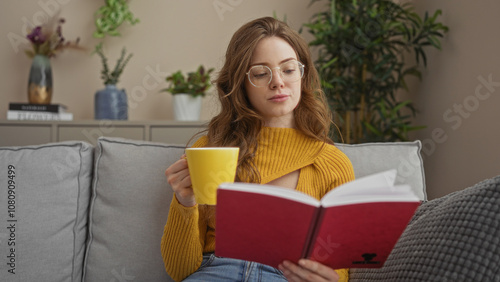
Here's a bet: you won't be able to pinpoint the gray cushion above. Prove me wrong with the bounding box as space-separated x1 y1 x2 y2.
336 141 426 200
350 174 500 281
83 137 184 282
0 141 93 282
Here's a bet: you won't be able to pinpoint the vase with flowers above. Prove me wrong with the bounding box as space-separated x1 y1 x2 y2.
25 17 82 104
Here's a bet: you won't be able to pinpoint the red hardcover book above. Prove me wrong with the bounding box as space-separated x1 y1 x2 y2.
215 170 420 269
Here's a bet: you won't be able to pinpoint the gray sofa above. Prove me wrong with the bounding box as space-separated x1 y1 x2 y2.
2 136 494 281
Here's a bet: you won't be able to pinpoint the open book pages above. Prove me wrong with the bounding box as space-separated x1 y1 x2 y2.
218 169 419 208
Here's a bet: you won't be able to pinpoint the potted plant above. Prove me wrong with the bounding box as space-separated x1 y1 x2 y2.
92 0 139 120
303 0 448 143
93 0 139 38
161 65 214 121
93 43 133 120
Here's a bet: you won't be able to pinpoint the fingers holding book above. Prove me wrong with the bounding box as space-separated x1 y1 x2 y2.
279 259 340 282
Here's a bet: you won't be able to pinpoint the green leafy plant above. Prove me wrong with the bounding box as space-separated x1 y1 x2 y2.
303 0 448 143
161 65 215 97
93 42 133 85
93 0 139 38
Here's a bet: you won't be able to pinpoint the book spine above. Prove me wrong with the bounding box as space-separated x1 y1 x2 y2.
7 111 73 121
301 206 324 259
8 103 64 113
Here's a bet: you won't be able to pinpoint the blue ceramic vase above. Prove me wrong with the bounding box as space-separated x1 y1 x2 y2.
94 84 128 120
28 54 53 104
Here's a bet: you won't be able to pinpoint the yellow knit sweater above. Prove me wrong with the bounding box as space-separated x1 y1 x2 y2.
161 127 355 281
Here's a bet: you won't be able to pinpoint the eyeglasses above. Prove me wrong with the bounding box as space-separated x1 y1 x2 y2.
246 60 305 87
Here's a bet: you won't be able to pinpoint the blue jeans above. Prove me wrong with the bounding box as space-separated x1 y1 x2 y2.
183 253 288 282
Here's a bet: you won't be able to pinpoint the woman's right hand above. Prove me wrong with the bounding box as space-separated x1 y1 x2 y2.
165 155 196 207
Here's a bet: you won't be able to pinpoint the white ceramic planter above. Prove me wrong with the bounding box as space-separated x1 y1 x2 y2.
172 94 202 121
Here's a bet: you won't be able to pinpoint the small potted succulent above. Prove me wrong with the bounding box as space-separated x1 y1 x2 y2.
161 65 214 121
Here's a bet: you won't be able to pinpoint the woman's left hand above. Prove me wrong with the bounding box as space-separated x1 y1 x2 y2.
278 259 339 282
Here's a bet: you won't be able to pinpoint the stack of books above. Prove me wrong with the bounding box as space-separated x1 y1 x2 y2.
7 103 74 121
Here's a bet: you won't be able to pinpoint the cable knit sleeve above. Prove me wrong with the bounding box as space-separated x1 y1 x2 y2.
160 136 209 281
161 197 205 281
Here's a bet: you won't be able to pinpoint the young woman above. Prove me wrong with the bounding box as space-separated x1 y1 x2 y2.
161 16 355 282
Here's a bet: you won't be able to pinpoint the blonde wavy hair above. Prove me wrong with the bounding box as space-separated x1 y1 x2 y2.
205 16 333 183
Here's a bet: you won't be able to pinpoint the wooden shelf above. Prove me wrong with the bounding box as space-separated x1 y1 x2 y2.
0 120 208 146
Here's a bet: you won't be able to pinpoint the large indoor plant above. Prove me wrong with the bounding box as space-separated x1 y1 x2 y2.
92 0 139 120
303 0 448 143
161 65 214 121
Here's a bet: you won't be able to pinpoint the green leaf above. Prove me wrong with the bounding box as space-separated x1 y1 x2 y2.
391 100 412 114
363 121 383 136
163 65 214 97
320 58 338 71
93 0 139 39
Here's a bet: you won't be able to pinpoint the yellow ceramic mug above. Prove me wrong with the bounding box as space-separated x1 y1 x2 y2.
185 147 239 205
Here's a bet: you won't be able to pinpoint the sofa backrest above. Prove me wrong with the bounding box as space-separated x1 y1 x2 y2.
336 140 426 200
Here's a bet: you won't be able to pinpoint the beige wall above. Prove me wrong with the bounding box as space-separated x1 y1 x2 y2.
409 0 500 199
0 0 323 121
1 0 499 199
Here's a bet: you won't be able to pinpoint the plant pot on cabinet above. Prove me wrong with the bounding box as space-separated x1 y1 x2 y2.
94 84 128 120
172 94 202 121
